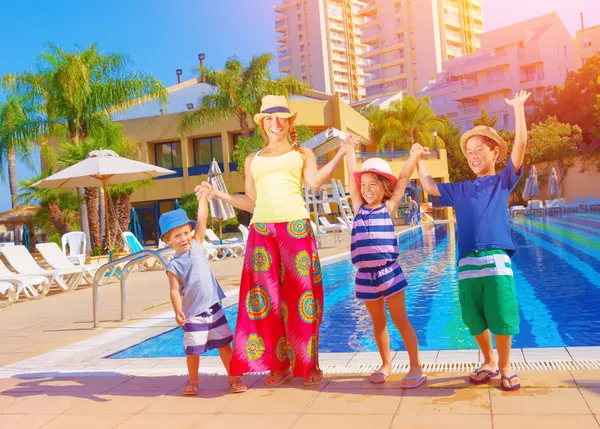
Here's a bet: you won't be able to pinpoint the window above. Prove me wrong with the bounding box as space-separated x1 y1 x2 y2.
316 154 328 167
583 39 592 48
153 142 182 178
190 136 223 175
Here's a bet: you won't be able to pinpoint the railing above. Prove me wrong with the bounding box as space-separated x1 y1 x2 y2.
92 249 169 329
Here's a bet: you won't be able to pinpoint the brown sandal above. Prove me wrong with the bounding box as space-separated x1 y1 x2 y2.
229 377 248 394
264 370 293 387
304 369 324 387
183 380 198 396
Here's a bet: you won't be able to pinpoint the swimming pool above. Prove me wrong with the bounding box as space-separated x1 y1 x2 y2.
110 212 600 358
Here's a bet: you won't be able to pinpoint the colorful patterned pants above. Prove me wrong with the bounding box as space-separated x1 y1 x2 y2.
230 219 323 378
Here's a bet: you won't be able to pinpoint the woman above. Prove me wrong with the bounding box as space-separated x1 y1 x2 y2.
198 95 357 387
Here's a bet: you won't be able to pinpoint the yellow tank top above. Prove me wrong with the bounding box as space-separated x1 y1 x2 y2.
250 150 310 224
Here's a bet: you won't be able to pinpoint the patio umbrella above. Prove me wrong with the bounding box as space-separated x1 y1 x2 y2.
128 208 143 244
523 165 540 201
22 224 30 251
547 167 560 197
31 150 175 250
208 158 235 238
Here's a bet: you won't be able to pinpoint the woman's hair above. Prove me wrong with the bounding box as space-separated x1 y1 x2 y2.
359 173 395 205
259 117 301 152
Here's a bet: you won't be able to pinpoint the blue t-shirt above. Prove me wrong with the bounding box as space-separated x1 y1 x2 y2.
166 240 226 318
437 159 524 261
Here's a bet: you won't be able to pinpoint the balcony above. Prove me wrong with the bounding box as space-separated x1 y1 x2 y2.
359 17 379 30
455 51 513 76
445 28 462 43
278 54 292 63
444 13 460 29
361 32 381 46
276 34 288 44
275 19 288 33
454 75 513 101
279 64 292 73
358 2 378 17
519 72 546 88
332 42 347 52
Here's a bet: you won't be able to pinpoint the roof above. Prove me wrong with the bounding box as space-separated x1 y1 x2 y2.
350 91 403 110
112 79 213 121
419 80 459 93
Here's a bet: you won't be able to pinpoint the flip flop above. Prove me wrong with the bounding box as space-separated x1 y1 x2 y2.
182 381 198 396
265 371 293 387
401 374 427 389
229 377 248 394
469 368 500 385
368 370 391 384
304 369 324 387
501 374 521 391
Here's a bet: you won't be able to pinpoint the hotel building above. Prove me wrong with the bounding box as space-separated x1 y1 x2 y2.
359 0 484 99
419 13 575 131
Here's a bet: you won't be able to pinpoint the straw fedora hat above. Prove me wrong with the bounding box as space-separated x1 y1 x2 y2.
353 157 397 186
460 125 507 161
253 95 298 125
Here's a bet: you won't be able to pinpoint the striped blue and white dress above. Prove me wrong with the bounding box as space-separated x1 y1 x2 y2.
350 203 407 301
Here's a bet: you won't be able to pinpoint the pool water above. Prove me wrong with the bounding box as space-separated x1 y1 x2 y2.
110 213 600 358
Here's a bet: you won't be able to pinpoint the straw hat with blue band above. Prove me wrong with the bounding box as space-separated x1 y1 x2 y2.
253 95 298 125
159 209 196 239
460 125 508 161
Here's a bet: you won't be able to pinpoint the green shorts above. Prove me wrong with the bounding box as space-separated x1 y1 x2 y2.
458 249 520 336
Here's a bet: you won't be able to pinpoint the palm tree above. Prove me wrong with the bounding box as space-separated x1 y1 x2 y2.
0 94 40 208
364 96 443 151
179 53 308 137
473 108 499 128
3 43 167 249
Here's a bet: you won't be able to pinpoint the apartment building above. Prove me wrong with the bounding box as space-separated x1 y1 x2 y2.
359 0 483 99
419 13 575 131
274 0 369 103
574 23 600 68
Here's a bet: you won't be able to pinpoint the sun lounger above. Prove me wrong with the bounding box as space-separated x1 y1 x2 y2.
0 258 49 300
36 242 102 284
1 246 80 292
205 228 245 253
585 196 600 210
122 232 175 264
202 239 243 259
510 205 526 217
319 217 349 232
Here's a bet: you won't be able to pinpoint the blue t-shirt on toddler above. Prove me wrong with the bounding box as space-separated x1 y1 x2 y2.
437 159 524 261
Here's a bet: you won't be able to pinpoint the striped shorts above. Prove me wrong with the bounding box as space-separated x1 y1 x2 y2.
183 303 233 355
355 260 408 301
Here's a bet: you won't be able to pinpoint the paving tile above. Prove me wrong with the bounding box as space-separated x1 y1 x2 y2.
580 387 600 414
39 413 132 429
522 347 571 362
114 413 214 429
140 390 239 414
398 388 490 414
514 370 577 388
3 376 132 394
1 393 79 415
572 371 600 387
0 414 59 429
347 352 390 366
393 350 438 365
220 388 320 414
436 349 479 363
324 374 408 390
490 388 591 415
63 392 161 414
389 414 493 429
307 389 401 415
203 413 300 429
493 414 599 429
0 393 28 411
106 376 185 393
418 372 479 389
293 413 393 429
509 348 526 363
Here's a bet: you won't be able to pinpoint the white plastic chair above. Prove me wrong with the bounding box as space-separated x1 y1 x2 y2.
205 228 245 255
61 232 86 265
238 225 249 242
1 245 81 292
36 242 102 285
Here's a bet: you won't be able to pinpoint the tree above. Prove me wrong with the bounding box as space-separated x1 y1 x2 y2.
0 94 40 208
436 117 471 182
179 53 308 137
473 108 499 128
529 54 600 145
232 124 314 173
19 169 81 235
527 116 582 192
363 96 443 151
3 43 167 249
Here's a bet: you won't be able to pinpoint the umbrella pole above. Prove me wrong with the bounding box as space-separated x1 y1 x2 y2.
103 181 112 252
219 220 223 239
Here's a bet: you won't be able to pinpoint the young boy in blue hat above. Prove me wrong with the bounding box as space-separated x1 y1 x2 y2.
415 90 531 391
160 194 247 396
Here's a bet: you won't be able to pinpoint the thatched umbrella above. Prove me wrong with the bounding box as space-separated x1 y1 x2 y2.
0 205 38 249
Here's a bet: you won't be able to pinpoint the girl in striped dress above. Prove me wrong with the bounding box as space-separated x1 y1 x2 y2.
345 139 428 388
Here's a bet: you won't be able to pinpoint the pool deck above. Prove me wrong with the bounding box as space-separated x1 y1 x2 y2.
1 223 600 428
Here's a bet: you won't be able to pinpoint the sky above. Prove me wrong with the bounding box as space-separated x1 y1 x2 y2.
1 0 598 212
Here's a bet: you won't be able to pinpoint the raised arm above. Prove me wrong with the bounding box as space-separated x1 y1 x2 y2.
198 153 257 214
301 135 358 189
505 90 531 173
343 135 362 213
388 144 430 212
416 159 441 197
192 193 208 244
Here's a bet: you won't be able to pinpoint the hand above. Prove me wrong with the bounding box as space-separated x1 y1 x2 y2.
410 143 430 159
339 133 360 155
195 182 214 201
175 310 186 327
505 90 531 108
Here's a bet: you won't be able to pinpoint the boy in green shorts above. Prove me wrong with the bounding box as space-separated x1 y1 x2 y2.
415 90 531 391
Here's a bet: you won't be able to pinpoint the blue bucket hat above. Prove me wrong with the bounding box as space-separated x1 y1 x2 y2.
159 209 196 239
